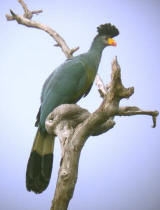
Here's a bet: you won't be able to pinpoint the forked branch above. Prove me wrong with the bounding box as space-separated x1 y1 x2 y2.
6 0 79 58
6 0 42 20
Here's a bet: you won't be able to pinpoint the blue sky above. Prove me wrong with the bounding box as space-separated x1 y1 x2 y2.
0 0 160 210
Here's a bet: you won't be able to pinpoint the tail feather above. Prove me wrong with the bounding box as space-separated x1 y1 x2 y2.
26 129 54 193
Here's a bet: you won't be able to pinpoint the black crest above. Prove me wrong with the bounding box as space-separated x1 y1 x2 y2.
97 23 119 38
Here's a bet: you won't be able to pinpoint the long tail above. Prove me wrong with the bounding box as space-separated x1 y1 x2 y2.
26 128 54 193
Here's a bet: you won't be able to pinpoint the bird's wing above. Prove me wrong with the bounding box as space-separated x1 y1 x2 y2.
38 59 88 130
83 83 93 97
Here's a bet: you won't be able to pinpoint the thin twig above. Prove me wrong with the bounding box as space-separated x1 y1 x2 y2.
18 0 29 14
95 74 107 98
31 10 43 15
70 46 80 55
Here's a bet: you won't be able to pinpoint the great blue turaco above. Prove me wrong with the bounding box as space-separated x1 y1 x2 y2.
26 23 119 193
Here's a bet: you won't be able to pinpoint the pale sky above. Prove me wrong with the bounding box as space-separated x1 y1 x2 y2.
0 0 160 210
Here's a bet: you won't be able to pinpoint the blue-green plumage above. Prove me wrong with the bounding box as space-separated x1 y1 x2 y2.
26 23 119 193
39 46 103 132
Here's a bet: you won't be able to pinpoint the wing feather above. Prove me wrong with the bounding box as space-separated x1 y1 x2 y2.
39 59 87 130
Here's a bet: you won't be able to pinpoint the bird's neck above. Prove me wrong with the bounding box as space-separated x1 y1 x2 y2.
87 36 105 70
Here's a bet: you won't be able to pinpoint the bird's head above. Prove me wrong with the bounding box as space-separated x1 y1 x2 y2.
97 23 119 47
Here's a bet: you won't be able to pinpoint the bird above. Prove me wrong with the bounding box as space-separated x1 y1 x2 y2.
26 23 119 193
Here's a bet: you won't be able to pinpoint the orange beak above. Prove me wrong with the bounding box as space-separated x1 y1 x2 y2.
108 38 117 46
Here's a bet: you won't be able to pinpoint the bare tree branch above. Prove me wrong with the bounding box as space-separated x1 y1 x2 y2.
5 1 79 58
117 106 159 128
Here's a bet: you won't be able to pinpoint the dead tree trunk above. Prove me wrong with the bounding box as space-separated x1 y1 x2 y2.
6 1 159 210
45 57 158 210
